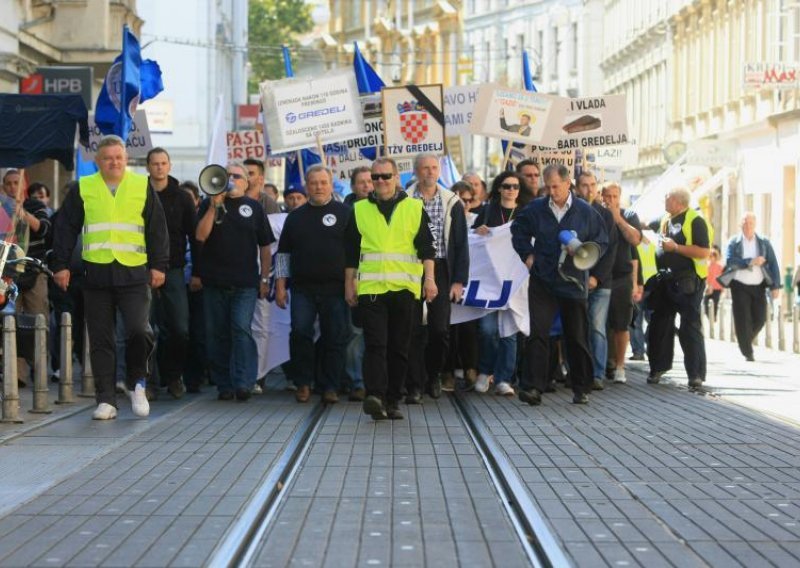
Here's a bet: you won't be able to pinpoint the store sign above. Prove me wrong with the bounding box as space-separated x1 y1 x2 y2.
744 62 800 90
19 66 94 109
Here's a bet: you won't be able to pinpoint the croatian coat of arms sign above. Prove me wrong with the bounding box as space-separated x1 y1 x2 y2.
382 84 445 159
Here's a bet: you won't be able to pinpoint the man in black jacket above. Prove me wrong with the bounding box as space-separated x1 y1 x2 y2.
52 135 169 420
146 148 196 399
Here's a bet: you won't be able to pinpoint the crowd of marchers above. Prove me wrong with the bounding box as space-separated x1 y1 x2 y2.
0 136 790 421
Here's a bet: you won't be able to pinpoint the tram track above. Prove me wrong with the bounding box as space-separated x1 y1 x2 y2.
207 394 570 568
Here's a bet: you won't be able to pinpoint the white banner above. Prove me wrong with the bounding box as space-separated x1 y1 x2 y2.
555 94 629 149
260 68 365 153
444 85 479 136
263 214 292 371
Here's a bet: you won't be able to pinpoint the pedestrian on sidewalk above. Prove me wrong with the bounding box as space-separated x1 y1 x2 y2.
344 157 436 420
724 212 781 362
646 188 711 388
195 160 274 402
51 135 169 420
274 165 351 405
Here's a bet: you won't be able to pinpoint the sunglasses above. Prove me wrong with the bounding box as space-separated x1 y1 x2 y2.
371 173 394 181
228 173 245 180
500 183 520 190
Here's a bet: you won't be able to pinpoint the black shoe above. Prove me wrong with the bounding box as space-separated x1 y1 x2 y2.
544 381 557 393
604 367 615 381
146 386 159 401
167 380 186 399
386 403 404 420
629 354 645 361
348 388 366 402
186 384 201 394
572 392 589 404
440 372 456 392
518 389 542 406
218 391 234 401
688 377 704 389
745 355 755 362
50 374 60 384
646 371 664 384
235 388 252 401
363 395 388 420
592 378 605 391
427 377 442 399
405 391 423 405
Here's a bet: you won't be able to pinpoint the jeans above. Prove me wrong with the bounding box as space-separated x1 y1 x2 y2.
478 312 517 384
345 320 365 390
629 299 649 356
204 285 258 393
587 288 611 380
150 268 189 384
289 289 349 393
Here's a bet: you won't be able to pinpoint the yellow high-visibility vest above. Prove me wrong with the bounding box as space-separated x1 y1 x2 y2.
80 171 148 266
660 207 713 278
637 241 658 284
355 198 424 299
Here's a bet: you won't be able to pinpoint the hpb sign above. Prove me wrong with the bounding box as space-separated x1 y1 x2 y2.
20 66 93 110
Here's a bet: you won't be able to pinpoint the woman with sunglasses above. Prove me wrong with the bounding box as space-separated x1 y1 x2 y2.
470 171 522 396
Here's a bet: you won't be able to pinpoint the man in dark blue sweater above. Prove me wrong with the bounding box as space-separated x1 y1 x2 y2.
275 165 352 404
511 164 608 405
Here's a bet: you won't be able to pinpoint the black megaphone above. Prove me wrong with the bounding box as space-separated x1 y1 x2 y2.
198 164 233 196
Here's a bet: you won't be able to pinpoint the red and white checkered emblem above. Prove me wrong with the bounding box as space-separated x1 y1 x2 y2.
400 111 428 144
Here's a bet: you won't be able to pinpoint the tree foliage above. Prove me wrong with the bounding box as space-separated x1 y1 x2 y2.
248 0 312 93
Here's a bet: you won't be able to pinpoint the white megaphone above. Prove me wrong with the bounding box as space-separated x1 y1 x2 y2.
198 164 233 196
558 230 600 271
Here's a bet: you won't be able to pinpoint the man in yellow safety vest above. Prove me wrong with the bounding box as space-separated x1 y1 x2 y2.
344 157 437 420
52 135 169 420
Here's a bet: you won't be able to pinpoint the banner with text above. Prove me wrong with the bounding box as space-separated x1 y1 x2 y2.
382 84 446 159
80 110 152 159
260 68 365 153
554 94 629 150
444 85 479 136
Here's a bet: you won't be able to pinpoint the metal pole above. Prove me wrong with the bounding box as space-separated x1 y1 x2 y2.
30 314 51 414
794 305 799 354
79 323 94 398
718 298 727 341
57 312 74 404
778 304 786 352
708 302 716 339
2 316 22 423
765 301 773 349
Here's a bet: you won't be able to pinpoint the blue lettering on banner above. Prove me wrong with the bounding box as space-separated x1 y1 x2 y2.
285 105 346 124
461 280 512 308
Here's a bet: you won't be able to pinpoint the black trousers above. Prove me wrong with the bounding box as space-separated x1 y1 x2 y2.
359 290 416 404
524 277 592 395
446 320 479 373
150 268 189 385
647 275 706 380
730 281 767 359
407 260 451 393
84 284 154 406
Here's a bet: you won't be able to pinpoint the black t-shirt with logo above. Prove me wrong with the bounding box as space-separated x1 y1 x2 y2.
611 208 642 278
197 195 274 288
655 210 710 275
278 200 352 295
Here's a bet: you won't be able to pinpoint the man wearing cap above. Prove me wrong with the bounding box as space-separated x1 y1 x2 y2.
282 185 307 212
51 135 169 420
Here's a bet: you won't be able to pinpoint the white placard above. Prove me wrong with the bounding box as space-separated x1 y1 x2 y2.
80 110 152 158
444 85 479 136
382 84 446 158
508 145 576 170
685 140 738 168
470 84 566 147
554 95 629 150
590 143 639 167
260 69 365 153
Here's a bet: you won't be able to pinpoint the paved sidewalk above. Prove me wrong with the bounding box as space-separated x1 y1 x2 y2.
0 392 315 567
465 338 800 567
252 401 530 568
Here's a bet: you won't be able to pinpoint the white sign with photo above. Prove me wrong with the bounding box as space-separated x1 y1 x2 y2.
471 84 566 147
382 84 446 159
260 68 365 153
554 95 629 150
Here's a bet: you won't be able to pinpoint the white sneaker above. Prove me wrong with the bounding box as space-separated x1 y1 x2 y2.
130 382 150 417
475 373 491 393
613 368 627 384
252 383 263 395
92 403 117 420
495 382 515 397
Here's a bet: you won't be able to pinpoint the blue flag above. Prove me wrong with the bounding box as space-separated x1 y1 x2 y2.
95 26 163 141
282 45 294 78
353 42 385 94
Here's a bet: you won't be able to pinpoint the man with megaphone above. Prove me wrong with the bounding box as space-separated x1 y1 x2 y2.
511 164 608 406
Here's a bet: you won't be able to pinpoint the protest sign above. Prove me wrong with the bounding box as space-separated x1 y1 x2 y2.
260 68 365 153
227 130 268 160
685 139 738 168
382 84 446 159
554 94 629 150
589 143 639 167
507 145 576 170
80 109 152 158
444 85 479 136
471 84 565 147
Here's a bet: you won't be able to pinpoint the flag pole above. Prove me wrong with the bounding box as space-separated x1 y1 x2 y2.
315 134 327 166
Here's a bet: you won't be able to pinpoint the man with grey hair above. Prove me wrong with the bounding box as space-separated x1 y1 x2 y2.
646 187 712 388
404 153 469 400
196 160 275 401
52 134 169 420
511 163 608 405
